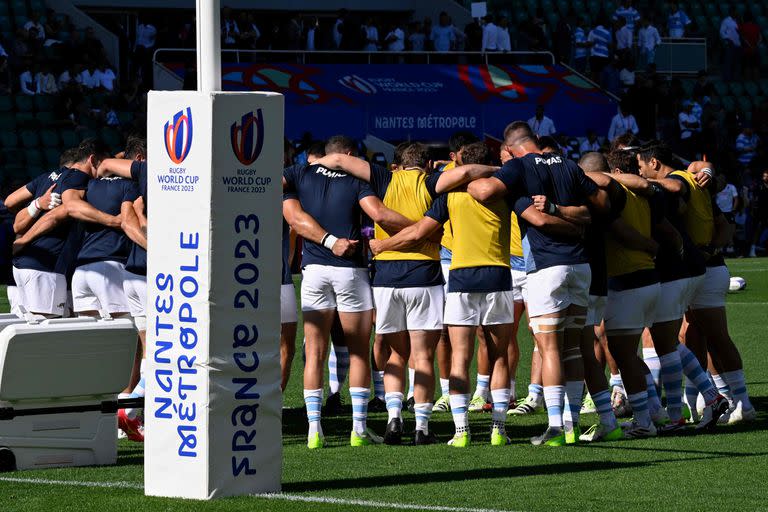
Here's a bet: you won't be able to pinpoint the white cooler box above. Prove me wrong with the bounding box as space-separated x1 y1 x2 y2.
0 316 137 471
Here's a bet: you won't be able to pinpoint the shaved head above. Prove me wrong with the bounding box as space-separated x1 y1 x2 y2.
578 151 609 173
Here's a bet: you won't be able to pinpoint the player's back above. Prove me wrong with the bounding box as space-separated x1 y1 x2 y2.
515 153 595 272
76 177 138 266
283 163 372 268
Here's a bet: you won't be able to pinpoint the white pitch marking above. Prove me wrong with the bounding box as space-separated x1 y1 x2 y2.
0 477 517 512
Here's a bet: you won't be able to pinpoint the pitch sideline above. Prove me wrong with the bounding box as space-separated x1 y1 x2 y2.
0 476 516 512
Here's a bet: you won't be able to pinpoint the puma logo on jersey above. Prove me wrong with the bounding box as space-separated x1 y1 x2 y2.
315 166 346 179
534 156 563 165
48 171 62 181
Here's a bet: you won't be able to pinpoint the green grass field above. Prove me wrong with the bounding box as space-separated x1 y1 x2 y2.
1 259 767 512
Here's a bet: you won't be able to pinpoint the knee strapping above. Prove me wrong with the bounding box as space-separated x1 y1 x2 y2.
565 315 587 330
529 317 566 334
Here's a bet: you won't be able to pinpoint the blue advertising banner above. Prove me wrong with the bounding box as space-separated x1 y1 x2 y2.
169 63 616 141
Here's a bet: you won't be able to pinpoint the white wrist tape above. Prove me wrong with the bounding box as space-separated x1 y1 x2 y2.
323 234 339 250
27 199 41 218
701 167 714 178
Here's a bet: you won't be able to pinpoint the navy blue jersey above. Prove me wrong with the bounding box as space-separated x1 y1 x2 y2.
283 163 374 268
281 219 291 285
495 153 598 273
76 177 140 267
13 168 90 273
125 161 147 276
369 164 443 288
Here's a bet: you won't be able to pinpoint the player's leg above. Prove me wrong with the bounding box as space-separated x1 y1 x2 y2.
326 312 349 414
119 270 149 441
600 320 628 416
481 289 514 446
404 284 443 445
507 300 524 404
434 330 452 412
279 283 298 392
580 296 623 443
369 331 389 411
470 327 491 411
334 267 379 445
382 330 409 445
562 303 587 443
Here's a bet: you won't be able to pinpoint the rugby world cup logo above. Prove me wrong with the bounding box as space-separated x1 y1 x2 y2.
230 109 265 166
164 107 193 164
339 74 377 95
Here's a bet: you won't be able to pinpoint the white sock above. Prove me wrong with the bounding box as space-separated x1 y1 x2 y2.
562 380 584 430
407 367 416 399
449 393 470 432
491 388 510 431
414 402 433 434
440 378 450 396
474 374 490 400
304 389 323 437
543 385 564 429
349 387 370 434
385 391 403 422
509 379 517 401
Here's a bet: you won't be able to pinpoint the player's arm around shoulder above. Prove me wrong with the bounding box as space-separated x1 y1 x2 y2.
312 153 372 182
433 164 499 194
359 195 414 235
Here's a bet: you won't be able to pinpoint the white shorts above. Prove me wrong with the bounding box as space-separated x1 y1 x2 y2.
654 278 689 324
12 266 67 316
441 263 450 295
373 285 444 333
301 264 373 313
444 290 514 326
511 269 528 303
72 261 130 314
526 263 591 317
6 285 20 315
586 294 607 326
605 283 660 334
689 266 729 310
122 270 147 320
281 283 298 324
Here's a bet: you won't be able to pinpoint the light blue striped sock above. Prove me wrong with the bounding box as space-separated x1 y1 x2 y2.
562 380 584 430
609 374 624 391
491 388 510 429
474 374 490 400
642 347 661 393
449 393 469 432
660 352 684 421
543 385 564 428
592 389 617 429
328 344 349 395
373 370 385 400
350 387 370 434
711 373 732 402
721 370 753 410
414 402 433 434
628 391 651 427
407 367 415 399
440 378 450 396
645 371 662 415
528 383 543 401
677 343 718 402
385 391 403 421
304 388 323 437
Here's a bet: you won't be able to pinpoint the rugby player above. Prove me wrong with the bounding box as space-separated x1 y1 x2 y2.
95 135 150 441
372 141 582 446
315 142 500 443
10 140 117 317
636 145 755 424
467 122 608 446
282 135 414 448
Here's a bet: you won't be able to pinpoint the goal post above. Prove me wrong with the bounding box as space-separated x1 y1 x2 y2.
144 0 284 499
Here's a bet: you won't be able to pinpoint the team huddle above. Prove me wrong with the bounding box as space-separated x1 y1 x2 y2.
3 137 148 442
281 126 756 448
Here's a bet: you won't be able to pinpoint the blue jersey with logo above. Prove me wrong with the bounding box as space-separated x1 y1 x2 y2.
13 168 90 273
283 163 374 268
76 177 140 267
494 153 597 273
368 164 443 288
125 161 147 276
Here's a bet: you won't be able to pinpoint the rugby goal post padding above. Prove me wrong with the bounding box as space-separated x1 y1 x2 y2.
145 91 284 499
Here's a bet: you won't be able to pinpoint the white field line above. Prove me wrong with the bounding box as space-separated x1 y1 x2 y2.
0 476 517 512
